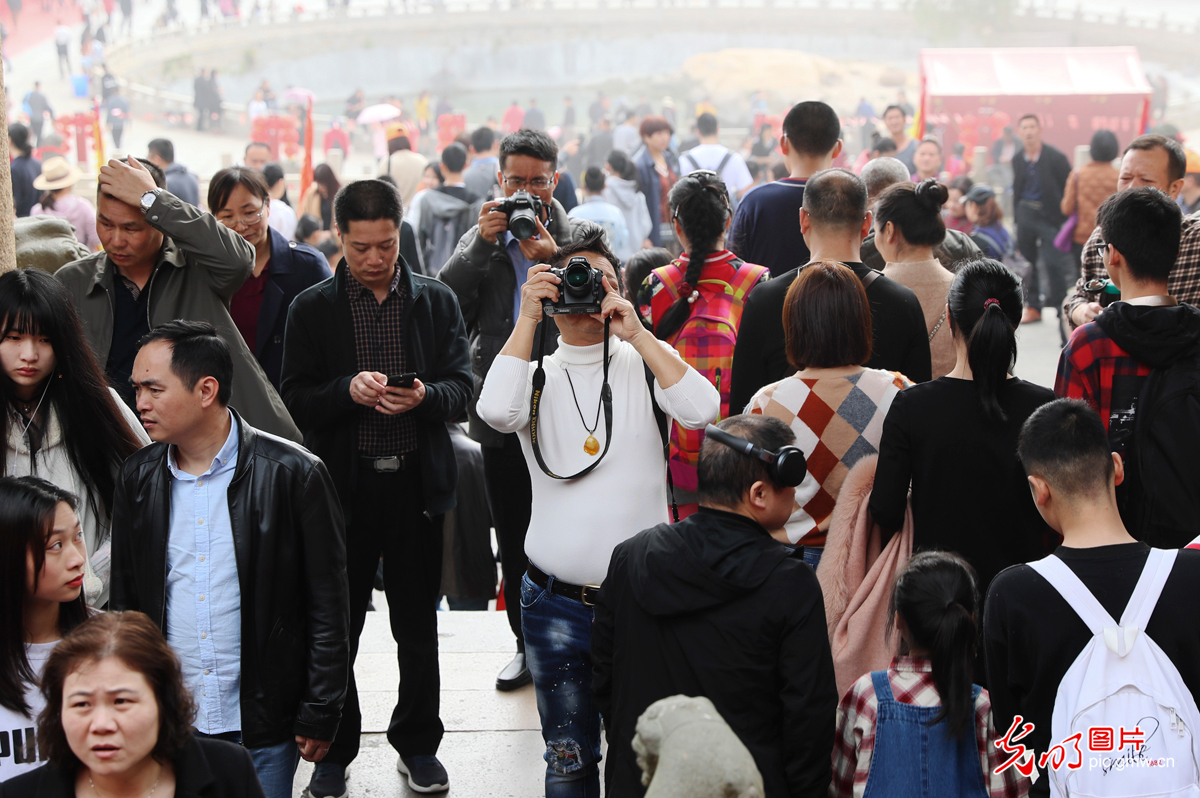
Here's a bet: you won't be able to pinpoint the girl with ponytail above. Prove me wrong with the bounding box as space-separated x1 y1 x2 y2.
636 171 770 518
875 178 956 378
832 551 1027 798
870 259 1056 605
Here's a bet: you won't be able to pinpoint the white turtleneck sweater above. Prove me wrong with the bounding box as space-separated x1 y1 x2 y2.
477 336 719 586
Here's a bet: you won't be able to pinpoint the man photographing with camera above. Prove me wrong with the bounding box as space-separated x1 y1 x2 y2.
476 229 719 798
440 129 601 691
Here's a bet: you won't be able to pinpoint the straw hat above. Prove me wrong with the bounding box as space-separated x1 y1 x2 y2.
33 157 85 192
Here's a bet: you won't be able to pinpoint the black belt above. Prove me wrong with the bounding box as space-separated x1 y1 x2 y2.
1018 199 1044 209
526 563 601 607
359 453 415 472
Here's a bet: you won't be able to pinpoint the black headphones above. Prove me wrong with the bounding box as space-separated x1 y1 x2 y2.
704 424 808 488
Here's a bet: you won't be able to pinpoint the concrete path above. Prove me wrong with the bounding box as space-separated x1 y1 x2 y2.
291 597 545 798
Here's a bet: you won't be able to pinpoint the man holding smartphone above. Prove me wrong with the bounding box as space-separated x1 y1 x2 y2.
281 179 472 796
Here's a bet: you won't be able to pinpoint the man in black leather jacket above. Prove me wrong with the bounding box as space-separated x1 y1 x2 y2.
110 320 349 798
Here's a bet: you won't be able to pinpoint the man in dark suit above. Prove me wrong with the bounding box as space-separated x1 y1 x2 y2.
1012 114 1073 323
282 179 472 798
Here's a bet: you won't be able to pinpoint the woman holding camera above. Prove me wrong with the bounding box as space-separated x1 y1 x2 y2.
637 170 769 518
0 611 265 798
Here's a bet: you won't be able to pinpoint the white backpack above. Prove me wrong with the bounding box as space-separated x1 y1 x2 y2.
1029 549 1200 797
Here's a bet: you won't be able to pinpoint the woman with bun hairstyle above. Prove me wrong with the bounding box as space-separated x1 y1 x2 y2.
875 179 957 378
870 259 1055 606
831 551 1027 798
0 476 90 780
637 171 769 517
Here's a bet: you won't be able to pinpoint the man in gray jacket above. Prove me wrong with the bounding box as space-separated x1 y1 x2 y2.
56 155 301 442
439 129 600 691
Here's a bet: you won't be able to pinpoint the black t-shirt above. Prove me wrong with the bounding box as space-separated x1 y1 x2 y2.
869 377 1056 594
729 262 932 414
984 543 1200 796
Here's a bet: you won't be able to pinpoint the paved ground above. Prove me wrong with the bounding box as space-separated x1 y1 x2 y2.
291 600 545 798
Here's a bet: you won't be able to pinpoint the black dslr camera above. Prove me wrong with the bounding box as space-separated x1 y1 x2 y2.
543 256 605 315
493 190 546 240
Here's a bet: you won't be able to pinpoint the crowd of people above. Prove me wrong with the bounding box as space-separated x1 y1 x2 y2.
2 87 1200 798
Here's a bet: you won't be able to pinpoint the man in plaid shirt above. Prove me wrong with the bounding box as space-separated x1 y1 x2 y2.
1062 134 1195 331
1056 189 1200 463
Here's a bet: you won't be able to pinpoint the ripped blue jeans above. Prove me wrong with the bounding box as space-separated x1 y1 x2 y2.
521 572 602 798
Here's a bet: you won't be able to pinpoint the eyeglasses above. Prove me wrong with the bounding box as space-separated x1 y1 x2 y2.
502 176 554 190
217 207 265 228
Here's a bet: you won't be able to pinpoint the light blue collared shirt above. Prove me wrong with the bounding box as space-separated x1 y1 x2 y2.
502 230 535 325
165 411 242 735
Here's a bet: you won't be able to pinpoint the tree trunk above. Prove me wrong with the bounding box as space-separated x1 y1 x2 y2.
0 62 15 273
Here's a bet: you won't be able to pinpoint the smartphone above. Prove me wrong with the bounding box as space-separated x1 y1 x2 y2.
387 372 417 389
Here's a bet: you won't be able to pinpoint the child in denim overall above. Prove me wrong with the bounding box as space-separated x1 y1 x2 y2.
830 551 1029 798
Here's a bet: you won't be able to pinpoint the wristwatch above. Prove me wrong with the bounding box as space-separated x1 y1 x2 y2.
139 189 161 214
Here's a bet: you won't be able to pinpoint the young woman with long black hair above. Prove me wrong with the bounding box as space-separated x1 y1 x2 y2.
870 259 1056 602
0 476 90 779
636 170 769 517
0 269 148 608
831 551 1026 798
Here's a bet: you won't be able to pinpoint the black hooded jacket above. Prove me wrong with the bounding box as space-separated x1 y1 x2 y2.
1092 301 1200 453
1093 301 1200 542
1094 301 1200 369
591 508 838 798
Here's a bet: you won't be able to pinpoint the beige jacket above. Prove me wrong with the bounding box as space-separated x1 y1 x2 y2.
883 258 956 379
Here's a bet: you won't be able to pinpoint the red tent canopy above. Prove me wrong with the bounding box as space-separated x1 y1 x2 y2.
917 47 1152 162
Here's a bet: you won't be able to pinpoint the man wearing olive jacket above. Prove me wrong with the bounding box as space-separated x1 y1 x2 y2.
56 155 301 441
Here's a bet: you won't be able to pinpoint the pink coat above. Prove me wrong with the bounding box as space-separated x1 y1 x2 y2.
817 455 914 698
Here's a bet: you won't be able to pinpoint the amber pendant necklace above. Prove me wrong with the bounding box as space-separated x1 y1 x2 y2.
563 367 603 456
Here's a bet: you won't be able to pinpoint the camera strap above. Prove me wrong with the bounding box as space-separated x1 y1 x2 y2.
529 316 613 480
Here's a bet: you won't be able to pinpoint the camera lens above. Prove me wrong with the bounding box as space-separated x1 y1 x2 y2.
563 263 593 298
508 208 537 240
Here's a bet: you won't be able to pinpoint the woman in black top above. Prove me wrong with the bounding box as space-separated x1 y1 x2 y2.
0 611 264 798
870 258 1056 601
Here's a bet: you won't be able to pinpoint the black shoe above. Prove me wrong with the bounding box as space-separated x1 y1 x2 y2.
304 763 347 798
495 651 531 691
396 754 449 793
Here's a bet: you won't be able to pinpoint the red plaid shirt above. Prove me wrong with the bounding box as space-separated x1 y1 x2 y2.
831 656 1029 798
1054 319 1151 452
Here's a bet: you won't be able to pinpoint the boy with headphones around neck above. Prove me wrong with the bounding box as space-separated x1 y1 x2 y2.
592 414 839 798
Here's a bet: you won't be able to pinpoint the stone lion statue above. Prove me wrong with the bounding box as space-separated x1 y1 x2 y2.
632 695 764 798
